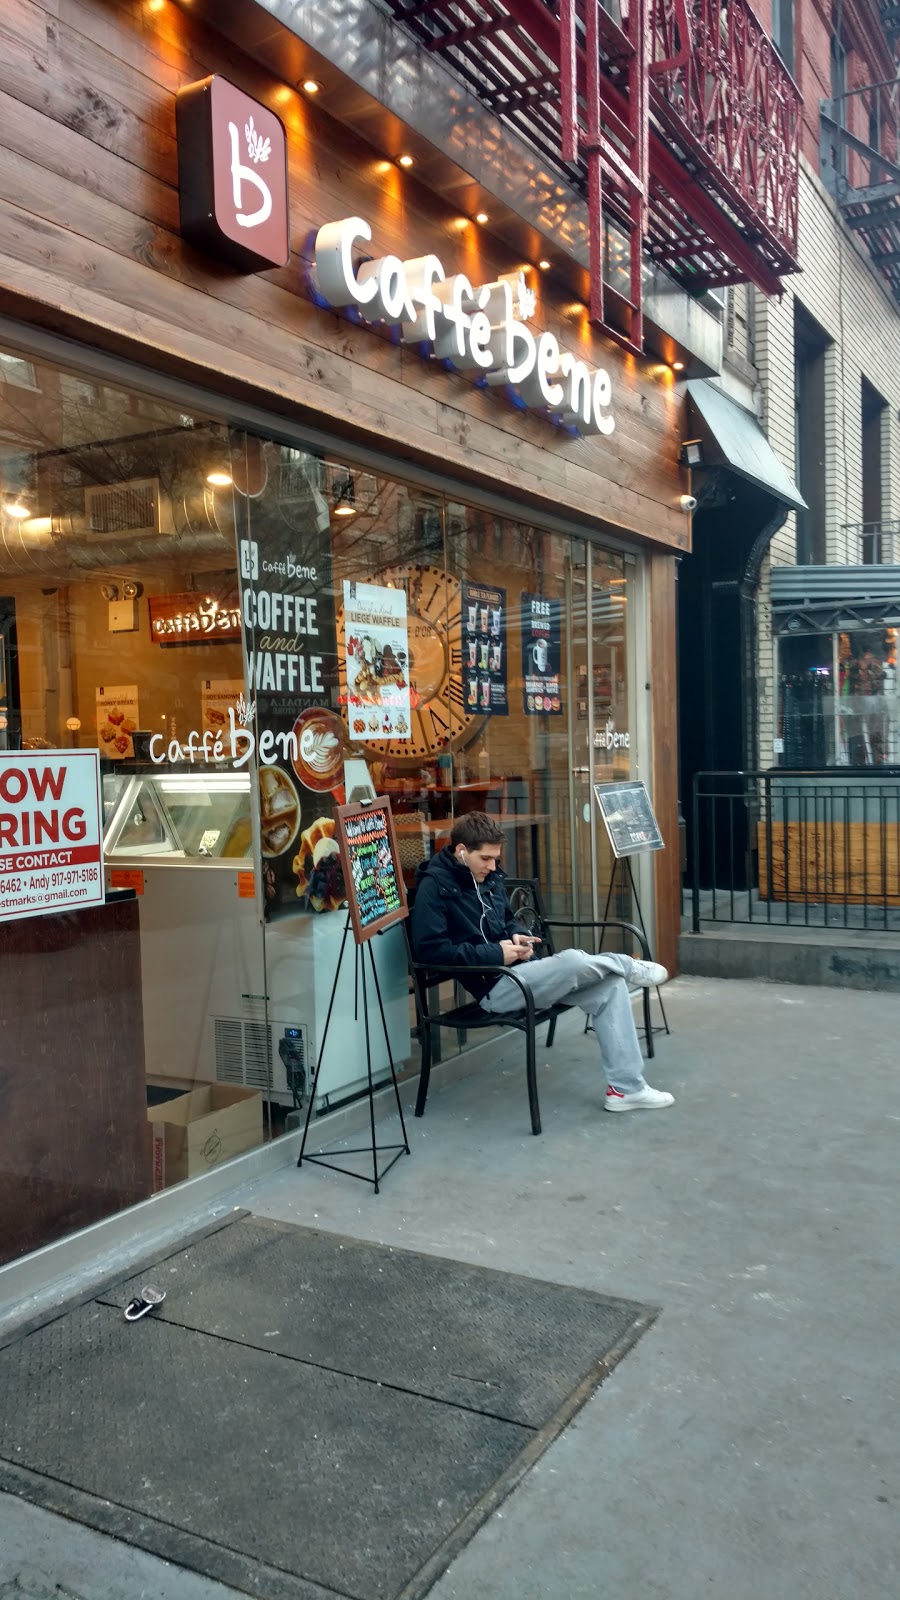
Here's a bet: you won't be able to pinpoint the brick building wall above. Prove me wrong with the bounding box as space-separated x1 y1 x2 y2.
751 156 900 761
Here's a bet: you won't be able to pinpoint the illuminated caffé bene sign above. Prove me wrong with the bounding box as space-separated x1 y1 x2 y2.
313 218 615 438
176 79 615 437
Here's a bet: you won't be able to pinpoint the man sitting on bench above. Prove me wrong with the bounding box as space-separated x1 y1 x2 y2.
410 812 674 1112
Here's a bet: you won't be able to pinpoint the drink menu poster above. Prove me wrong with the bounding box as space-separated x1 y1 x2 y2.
521 593 562 715
334 796 408 944
462 582 508 716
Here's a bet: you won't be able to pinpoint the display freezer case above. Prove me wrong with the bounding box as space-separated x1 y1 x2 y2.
101 769 411 1110
103 770 253 860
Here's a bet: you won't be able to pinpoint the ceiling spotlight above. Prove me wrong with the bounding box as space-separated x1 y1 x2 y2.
538 259 551 271
4 501 29 519
397 153 414 168
301 78 322 95
206 470 233 488
475 211 489 224
672 360 685 372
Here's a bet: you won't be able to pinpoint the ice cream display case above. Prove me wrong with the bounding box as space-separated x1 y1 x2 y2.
103 770 253 860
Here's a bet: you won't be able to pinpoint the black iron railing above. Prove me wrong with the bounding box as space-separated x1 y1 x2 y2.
689 769 900 933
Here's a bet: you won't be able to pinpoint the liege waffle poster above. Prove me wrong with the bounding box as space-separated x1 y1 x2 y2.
342 580 411 741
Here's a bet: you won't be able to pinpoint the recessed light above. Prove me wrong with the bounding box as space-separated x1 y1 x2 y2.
397 154 414 168
475 211 489 224
538 259 551 271
672 361 685 372
301 78 323 95
206 471 233 488
4 501 29 519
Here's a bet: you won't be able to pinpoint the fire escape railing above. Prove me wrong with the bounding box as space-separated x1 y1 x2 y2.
386 0 801 352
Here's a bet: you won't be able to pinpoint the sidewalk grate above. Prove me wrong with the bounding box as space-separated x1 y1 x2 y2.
0 1215 656 1600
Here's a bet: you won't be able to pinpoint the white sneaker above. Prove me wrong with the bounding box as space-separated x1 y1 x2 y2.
629 959 668 988
604 1084 674 1112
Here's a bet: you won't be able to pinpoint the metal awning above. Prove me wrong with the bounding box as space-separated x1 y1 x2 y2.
770 563 900 633
686 381 807 512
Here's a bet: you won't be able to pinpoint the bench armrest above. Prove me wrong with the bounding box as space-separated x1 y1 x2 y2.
543 917 650 959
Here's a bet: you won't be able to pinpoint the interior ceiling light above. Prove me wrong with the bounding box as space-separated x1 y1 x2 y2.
538 259 551 271
397 154 414 168
4 501 29 519
206 470 233 488
672 360 685 372
301 78 322 95
475 211 489 224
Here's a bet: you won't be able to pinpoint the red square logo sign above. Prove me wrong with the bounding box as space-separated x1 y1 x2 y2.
176 76 290 272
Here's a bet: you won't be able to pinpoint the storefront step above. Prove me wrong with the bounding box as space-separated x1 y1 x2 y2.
679 924 900 992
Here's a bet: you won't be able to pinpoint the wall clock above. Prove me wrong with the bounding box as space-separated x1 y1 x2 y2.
336 562 482 764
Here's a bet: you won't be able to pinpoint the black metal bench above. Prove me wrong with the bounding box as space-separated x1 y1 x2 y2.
406 876 654 1136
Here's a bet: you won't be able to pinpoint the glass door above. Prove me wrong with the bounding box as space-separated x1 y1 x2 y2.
567 543 637 933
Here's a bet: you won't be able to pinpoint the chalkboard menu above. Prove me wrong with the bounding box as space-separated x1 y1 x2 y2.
334 796 408 944
594 780 664 859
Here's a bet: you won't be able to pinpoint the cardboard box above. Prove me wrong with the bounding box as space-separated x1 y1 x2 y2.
148 1085 263 1191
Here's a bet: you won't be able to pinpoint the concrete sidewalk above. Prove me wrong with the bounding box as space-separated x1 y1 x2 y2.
1 975 898 1600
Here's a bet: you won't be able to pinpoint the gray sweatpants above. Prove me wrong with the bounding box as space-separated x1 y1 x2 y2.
480 948 647 1095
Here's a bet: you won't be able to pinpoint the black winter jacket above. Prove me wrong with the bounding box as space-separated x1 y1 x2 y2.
410 847 519 999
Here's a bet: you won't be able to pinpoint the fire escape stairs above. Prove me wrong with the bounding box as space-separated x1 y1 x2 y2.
385 0 801 354
821 85 900 307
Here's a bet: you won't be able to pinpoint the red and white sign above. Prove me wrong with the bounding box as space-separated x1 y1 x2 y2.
0 750 104 923
176 76 290 273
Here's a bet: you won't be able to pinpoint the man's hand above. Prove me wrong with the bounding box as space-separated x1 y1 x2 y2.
500 939 528 966
500 934 541 965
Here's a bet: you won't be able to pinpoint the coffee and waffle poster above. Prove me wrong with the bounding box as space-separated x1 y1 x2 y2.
521 593 563 715
233 443 345 922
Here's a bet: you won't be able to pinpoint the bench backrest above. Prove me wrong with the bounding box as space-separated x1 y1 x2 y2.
504 877 559 957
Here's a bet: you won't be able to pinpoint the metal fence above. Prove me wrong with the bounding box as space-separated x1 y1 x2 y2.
689 769 900 932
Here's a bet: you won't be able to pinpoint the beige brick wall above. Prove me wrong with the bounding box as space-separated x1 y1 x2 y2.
753 156 900 761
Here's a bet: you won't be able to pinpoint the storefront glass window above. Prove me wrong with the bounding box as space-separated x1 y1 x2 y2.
779 628 900 766
0 349 260 1268
0 344 640 1267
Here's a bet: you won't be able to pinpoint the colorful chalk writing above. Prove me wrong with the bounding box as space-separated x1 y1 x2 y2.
334 796 408 943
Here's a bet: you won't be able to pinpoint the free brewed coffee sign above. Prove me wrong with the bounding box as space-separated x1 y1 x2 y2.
176 76 290 272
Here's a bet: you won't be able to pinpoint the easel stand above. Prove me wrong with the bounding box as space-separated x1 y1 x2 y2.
297 916 410 1193
601 854 670 1042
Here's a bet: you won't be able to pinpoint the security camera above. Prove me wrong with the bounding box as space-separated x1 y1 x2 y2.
679 494 697 514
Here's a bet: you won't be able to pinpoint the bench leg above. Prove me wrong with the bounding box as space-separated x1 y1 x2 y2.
546 1014 558 1049
526 1023 542 1136
643 987 654 1059
415 1025 434 1118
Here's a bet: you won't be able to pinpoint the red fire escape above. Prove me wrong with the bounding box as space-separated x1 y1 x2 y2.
386 0 801 352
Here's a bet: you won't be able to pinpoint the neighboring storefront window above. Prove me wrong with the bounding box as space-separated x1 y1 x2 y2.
0 340 639 1266
778 627 900 766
